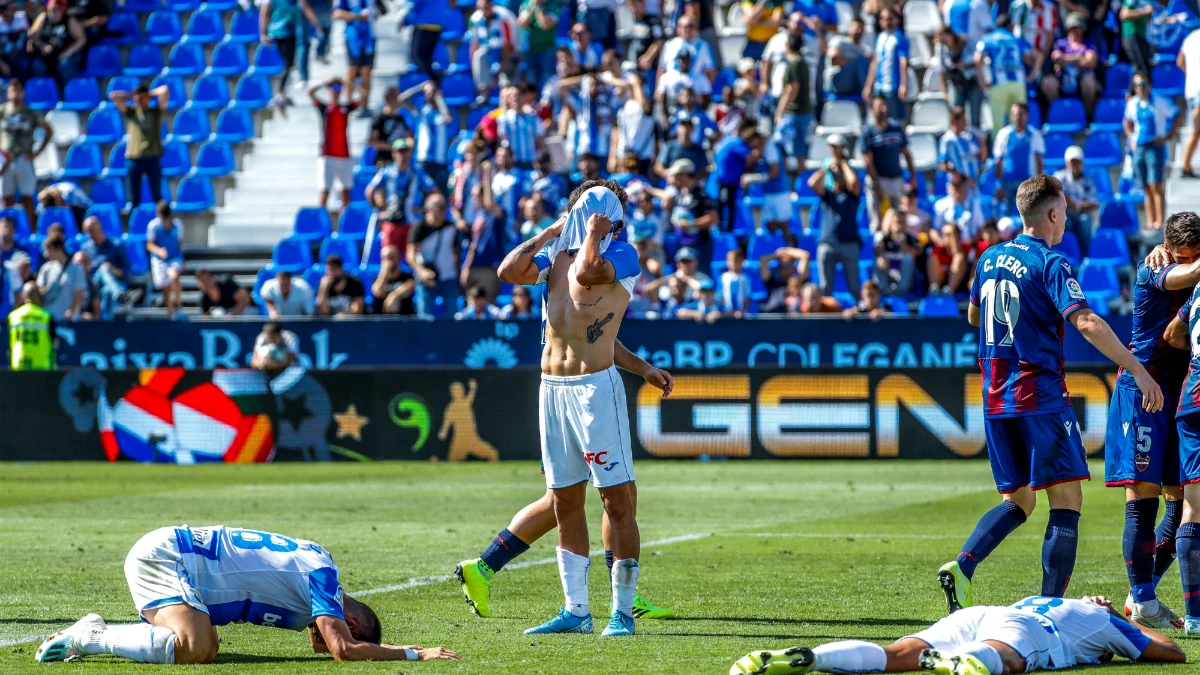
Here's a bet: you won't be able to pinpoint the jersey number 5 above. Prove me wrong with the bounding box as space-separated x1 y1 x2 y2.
980 278 1021 346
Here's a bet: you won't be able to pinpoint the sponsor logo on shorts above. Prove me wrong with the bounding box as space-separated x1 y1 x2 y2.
1136 454 1151 472
584 451 610 465
1123 422 1130 436
603 462 621 472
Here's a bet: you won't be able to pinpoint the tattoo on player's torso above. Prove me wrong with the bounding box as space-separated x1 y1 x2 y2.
575 295 604 308
586 313 615 343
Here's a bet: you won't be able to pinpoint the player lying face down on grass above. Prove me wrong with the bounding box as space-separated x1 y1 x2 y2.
35 525 461 664
730 595 1185 675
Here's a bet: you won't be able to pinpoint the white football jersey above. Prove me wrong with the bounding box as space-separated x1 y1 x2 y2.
1009 597 1149 668
174 525 344 630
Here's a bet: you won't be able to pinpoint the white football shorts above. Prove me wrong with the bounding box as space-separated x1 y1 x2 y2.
762 192 793 224
907 606 1053 671
539 365 635 489
125 527 209 617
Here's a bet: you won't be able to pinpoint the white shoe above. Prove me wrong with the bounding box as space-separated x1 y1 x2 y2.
1186 617 1200 636
1131 600 1185 630
34 614 105 663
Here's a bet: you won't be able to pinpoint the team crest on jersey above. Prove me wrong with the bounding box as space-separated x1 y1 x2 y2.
1136 454 1151 472
1066 278 1085 300
335 585 344 607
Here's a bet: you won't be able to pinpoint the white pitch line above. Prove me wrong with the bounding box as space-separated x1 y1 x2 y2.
355 532 710 597
729 532 1126 541
0 633 52 648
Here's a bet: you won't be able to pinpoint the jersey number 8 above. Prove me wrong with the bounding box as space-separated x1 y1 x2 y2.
980 278 1021 346
230 529 299 553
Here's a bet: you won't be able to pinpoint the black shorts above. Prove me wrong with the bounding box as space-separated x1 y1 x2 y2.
349 51 375 68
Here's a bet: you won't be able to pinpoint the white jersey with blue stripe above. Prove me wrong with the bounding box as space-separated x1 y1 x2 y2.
497 109 542 164
569 85 615 158
938 129 982 182
415 104 452 164
1008 597 1149 668
873 30 910 94
172 525 344 631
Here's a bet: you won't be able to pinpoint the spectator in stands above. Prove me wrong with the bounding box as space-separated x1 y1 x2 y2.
38 182 92 227
861 95 917 231
1120 0 1155 80
658 13 717 96
296 0 331 87
717 247 753 319
810 134 863 300
757 133 795 244
655 117 707 180
146 202 183 320
581 0 619 51
614 73 656 176
627 0 665 77
567 21 602 69
332 0 375 118
469 0 517 98
863 8 909 124
874 208 917 296
826 23 871 103
1054 144 1099 255
196 268 252 317
260 0 321 103
660 159 717 274
942 0 995 47
27 0 84 94
370 87 410 164
36 233 84 321
71 249 99 319
539 46 579 123
490 146 526 227
409 192 460 317
449 139 486 222
714 119 761 238
666 84 717 144
459 165 506 301
993 101 1045 217
499 284 536 319
970 220 1003 269
1009 0 1058 79
842 278 890 321
559 73 617 171
898 185 933 236
792 281 842 315
935 171 985 240
7 249 31 307
975 16 1038 134
743 0 787 60
760 12 804 119
938 107 985 191
530 152 567 209
569 151 604 191
80 216 132 320
935 28 984 130
260 269 316 317
67 0 108 62
497 85 543 171
0 79 51 228
927 221 971 295
1180 27 1200 178
407 79 454 191
757 246 808 313
517 0 561 87
642 245 711 303
404 0 447 80
0 216 19 264
316 254 366 315
370 245 415 315
250 321 299 371
1126 72 1180 230
366 137 439 250
455 284 501 319
0 2 29 80
309 77 360 216
1045 13 1099 116
773 33 814 166
675 278 725 322
110 84 169 209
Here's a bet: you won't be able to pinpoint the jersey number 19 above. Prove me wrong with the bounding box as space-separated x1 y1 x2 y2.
980 278 1021 346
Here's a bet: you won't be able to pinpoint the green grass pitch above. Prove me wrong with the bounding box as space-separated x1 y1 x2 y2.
1 459 1197 674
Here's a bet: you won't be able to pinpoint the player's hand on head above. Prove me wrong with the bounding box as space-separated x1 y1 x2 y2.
1144 244 1173 271
586 213 612 235
546 215 566 237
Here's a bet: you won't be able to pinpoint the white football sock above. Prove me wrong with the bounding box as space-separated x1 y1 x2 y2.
812 640 887 673
1135 599 1161 616
556 547 590 617
81 624 176 664
611 558 640 615
954 642 1003 675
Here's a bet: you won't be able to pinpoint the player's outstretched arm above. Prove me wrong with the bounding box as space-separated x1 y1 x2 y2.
615 340 673 397
313 616 462 662
498 218 564 285
1081 596 1186 663
1069 308 1164 412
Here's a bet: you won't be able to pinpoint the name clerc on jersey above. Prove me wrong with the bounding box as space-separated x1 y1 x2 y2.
982 254 1029 278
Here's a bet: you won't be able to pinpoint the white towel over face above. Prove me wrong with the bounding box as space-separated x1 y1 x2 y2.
546 185 626 260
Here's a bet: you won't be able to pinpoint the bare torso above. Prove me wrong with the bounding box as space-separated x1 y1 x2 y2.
541 251 630 376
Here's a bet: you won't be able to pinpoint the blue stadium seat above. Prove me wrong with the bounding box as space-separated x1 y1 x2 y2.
185 7 225 45
1082 132 1122 168
465 105 488 131
319 232 362 269
431 42 451 73
1052 230 1082 269
1115 173 1146 206
145 11 184 45
1078 260 1120 308
103 141 128 178
440 72 475 107
159 141 192 178
122 0 160 11
303 264 323 292
193 140 234 177
214 107 254 143
125 235 149 275
747 230 786 261
208 41 249 76
89 176 128 209
83 45 122 78
134 176 171 206
1087 167 1114 205
441 9 466 41
1043 98 1086 134
150 75 186 111
38 207 78 238
1153 63 1186 97
103 13 142 45
201 0 240 11
359 233 382 276
712 68 737 102
60 143 103 179
127 203 157 238
918 295 961 318
272 236 314 273
1099 200 1138 235
250 44 285 76
123 44 164 77
58 77 100 112
104 76 139 99
399 66 430 95
453 41 469 68
351 172 372 202
171 176 215 213
251 267 273 307
0 207 31 240
168 106 212 144
227 10 258 43
792 171 818 209
165 42 206 77
232 73 271 110
170 0 203 10
293 207 333 242
86 204 124 240
359 146 377 169
1089 98 1125 133
338 202 372 240
1087 228 1132 268
190 74 231 110
1103 63 1132 98
1042 132 1074 172
24 77 58 111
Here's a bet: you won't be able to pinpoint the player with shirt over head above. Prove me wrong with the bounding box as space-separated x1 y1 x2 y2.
494 180 646 637
35 525 461 664
731 595 1185 675
1104 212 1200 629
937 175 1164 614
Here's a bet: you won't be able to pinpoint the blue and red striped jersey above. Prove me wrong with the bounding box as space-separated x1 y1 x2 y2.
1176 289 1200 417
970 234 1088 418
1116 263 1192 393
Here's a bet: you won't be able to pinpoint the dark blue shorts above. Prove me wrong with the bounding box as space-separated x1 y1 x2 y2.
1105 385 1180 487
985 408 1090 493
1176 412 1200 486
